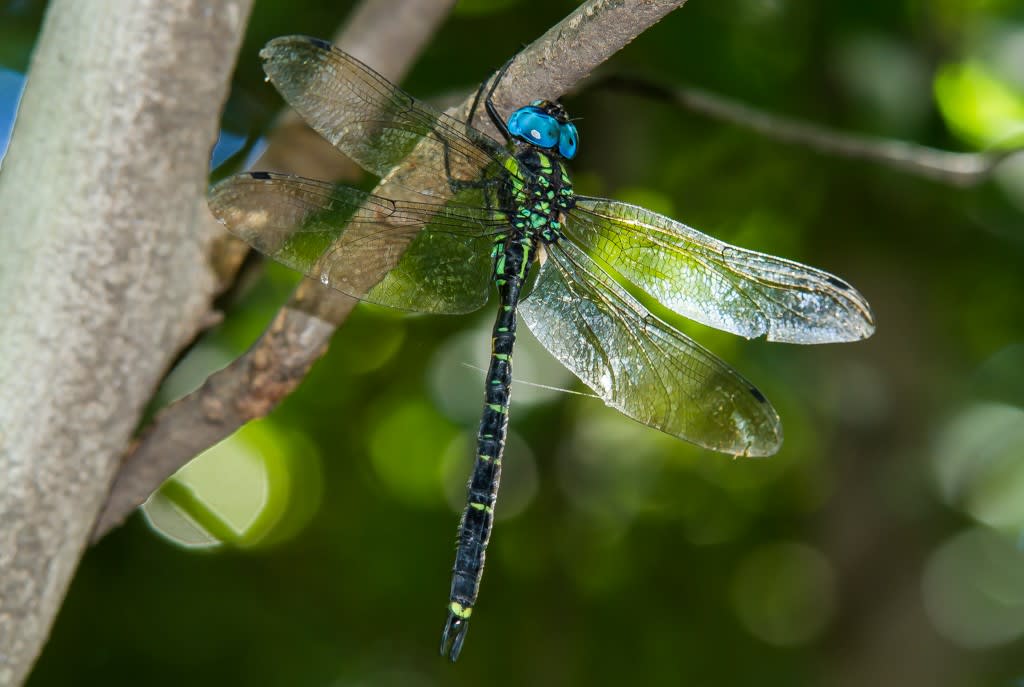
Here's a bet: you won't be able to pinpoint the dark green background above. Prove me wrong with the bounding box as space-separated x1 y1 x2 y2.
5 0 1024 685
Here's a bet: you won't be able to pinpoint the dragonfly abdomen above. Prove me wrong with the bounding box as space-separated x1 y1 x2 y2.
441 232 537 661
442 149 574 660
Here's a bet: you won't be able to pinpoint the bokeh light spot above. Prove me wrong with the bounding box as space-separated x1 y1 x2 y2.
0 67 25 164
331 312 406 375
368 398 455 507
731 541 837 646
935 59 1024 147
922 527 1024 648
558 410 665 526
933 401 1024 530
143 421 321 550
833 32 931 135
430 317 576 426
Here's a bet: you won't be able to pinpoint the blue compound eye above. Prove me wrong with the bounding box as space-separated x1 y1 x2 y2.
507 107 560 149
558 121 578 159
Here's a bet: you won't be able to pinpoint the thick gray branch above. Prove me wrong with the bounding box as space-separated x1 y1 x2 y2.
0 1 251 684
92 0 688 541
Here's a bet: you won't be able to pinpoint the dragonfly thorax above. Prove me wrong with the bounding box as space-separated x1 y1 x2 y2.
501 148 575 246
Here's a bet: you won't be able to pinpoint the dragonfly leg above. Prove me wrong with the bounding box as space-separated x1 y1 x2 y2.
442 160 501 191
440 136 503 198
467 57 514 142
443 56 516 198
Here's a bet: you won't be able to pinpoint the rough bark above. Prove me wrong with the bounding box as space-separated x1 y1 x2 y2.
0 1 251 684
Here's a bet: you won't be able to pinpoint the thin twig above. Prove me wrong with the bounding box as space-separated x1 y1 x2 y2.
597 75 1024 187
93 0 689 542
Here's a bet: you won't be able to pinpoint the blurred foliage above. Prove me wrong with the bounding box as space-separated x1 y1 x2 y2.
935 60 1024 146
5 0 1024 685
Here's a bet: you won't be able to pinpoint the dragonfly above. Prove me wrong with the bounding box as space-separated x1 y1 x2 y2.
208 35 875 662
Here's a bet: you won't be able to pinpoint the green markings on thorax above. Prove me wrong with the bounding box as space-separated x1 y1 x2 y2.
502 156 521 177
505 152 570 232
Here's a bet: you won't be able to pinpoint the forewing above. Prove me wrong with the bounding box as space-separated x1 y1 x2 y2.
261 36 517 197
209 172 498 314
519 241 782 457
568 197 875 344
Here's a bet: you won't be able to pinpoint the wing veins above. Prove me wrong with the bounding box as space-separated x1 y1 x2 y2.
551 245 678 421
569 197 874 342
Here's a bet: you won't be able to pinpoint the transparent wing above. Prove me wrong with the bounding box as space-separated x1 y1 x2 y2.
261 35 519 197
520 240 782 457
209 172 501 314
568 197 875 344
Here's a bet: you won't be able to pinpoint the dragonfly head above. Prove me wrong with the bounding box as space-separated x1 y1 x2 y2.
507 99 578 160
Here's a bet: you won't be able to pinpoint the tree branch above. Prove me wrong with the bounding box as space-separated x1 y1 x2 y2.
0 1 252 684
92 0 688 542
597 75 1024 187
